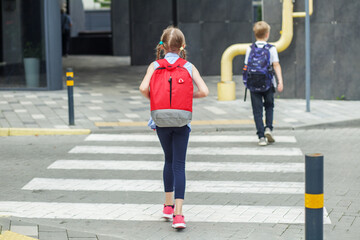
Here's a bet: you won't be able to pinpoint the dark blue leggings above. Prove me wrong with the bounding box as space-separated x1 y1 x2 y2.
156 125 190 199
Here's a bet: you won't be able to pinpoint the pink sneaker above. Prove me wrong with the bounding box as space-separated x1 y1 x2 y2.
172 215 186 229
162 205 174 219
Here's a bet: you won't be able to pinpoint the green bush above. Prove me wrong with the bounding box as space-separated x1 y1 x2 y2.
23 42 41 58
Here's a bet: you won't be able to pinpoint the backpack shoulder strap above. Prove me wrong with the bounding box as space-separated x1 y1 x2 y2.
156 57 188 71
261 44 272 63
264 43 273 51
155 59 168 69
251 43 257 50
173 57 187 67
156 58 187 67
248 43 257 64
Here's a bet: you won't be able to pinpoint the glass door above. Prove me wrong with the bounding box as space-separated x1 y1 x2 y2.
0 0 47 89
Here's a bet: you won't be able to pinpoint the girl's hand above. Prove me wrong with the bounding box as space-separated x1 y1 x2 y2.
277 83 283 93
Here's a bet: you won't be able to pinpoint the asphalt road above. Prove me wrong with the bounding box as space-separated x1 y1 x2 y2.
0 128 359 240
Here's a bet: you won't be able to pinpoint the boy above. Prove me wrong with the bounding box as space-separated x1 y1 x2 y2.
244 21 284 146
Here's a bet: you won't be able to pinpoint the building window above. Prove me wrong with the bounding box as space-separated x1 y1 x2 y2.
0 0 47 89
83 0 111 10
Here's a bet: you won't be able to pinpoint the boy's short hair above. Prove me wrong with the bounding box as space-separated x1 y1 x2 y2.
253 21 271 39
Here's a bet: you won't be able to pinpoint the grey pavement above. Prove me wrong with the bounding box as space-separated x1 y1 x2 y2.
0 56 359 240
0 129 359 239
0 55 359 133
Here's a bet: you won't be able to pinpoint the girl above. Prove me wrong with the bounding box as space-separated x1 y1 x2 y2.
139 26 209 229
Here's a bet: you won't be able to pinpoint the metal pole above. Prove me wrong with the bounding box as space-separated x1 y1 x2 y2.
305 153 324 240
66 68 75 125
305 0 311 112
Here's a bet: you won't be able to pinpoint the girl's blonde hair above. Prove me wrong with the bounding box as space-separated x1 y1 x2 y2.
253 21 271 39
156 26 187 60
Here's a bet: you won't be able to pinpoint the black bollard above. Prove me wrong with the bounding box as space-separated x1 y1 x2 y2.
66 68 75 125
305 153 324 240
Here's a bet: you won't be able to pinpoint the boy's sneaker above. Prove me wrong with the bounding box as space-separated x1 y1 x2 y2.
172 215 186 229
258 137 267 146
265 128 275 143
162 205 174 219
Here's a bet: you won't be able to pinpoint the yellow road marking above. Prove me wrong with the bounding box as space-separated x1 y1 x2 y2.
0 128 9 136
0 231 38 240
0 128 90 136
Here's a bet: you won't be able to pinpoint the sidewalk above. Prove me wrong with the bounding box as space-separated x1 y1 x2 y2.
0 217 121 240
0 55 359 136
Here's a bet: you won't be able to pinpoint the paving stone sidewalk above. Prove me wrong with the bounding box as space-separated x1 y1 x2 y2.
0 217 122 240
0 56 359 133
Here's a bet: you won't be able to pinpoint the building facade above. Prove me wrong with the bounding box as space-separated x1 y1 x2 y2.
264 0 360 100
2 0 359 100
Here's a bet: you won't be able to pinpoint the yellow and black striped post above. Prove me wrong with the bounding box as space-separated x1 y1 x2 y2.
66 68 75 125
305 153 324 240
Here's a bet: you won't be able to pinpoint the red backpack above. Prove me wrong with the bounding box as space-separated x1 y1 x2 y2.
150 57 193 127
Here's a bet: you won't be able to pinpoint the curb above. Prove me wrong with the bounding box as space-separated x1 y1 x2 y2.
1 118 358 136
90 125 296 134
0 128 91 137
293 118 360 130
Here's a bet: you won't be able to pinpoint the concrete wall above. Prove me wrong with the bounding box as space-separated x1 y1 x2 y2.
128 0 253 75
85 10 111 32
264 0 360 100
129 0 174 65
177 0 252 75
69 0 85 37
111 0 130 56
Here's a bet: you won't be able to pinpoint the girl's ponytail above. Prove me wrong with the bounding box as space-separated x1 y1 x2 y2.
156 41 164 60
180 49 187 60
156 45 161 60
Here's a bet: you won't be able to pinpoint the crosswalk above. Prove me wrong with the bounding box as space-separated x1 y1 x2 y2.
0 133 331 225
23 178 304 194
69 146 303 156
47 160 305 172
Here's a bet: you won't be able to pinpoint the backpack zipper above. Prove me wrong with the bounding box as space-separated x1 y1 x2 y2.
168 76 172 107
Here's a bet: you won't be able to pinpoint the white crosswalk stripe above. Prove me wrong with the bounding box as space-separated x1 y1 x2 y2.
22 178 305 194
13 133 331 224
69 146 303 156
85 134 297 143
0 201 331 224
48 160 305 173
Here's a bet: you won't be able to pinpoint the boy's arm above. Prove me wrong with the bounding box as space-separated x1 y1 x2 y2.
244 47 251 65
273 62 283 92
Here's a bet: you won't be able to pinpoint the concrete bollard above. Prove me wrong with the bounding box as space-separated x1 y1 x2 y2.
66 68 75 125
305 153 324 240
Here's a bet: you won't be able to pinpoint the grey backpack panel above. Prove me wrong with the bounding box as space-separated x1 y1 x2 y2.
151 109 192 127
